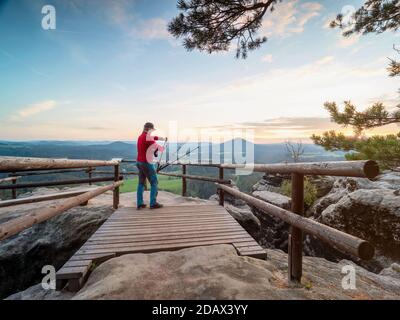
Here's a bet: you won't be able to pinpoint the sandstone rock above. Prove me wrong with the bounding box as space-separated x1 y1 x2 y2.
249 190 291 251
306 172 400 272
224 204 260 228
0 200 114 299
252 190 291 210
380 263 400 280
8 245 400 300
320 189 400 260
251 174 286 193
308 176 335 198
0 189 220 299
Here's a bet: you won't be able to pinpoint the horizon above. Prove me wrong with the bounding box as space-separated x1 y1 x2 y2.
1 0 399 142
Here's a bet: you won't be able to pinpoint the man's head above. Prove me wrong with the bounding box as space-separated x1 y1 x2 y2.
143 122 155 132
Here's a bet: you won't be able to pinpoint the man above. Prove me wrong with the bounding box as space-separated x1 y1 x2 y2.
136 122 166 209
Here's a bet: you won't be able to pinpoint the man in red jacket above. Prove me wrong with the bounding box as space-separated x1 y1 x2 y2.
136 122 166 209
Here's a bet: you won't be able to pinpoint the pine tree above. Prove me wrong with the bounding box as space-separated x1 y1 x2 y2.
168 0 281 58
313 0 400 169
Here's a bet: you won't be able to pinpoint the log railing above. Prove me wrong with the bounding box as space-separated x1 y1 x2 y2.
157 160 379 283
0 157 121 200
0 157 123 241
0 156 380 285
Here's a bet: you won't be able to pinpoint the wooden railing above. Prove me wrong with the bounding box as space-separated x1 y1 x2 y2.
157 160 379 283
0 157 122 203
0 156 380 285
0 157 123 241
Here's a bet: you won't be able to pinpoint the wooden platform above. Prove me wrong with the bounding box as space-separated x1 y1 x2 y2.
56 204 267 291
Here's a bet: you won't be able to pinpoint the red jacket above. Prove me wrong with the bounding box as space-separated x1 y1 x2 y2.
136 131 163 163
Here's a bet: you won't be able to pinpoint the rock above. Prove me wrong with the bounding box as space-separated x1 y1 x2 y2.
251 174 287 193
6 283 74 300
210 185 260 231
0 189 221 299
252 190 291 210
320 189 400 260
306 172 400 272
0 199 114 299
224 204 260 228
8 245 400 300
308 176 335 198
249 190 291 251
379 263 400 280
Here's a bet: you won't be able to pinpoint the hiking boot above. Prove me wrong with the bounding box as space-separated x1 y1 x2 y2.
150 203 163 209
137 204 147 210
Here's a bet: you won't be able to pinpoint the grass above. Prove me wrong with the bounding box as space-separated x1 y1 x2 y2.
120 175 182 195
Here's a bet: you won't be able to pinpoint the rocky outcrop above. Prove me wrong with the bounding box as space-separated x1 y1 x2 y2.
248 181 291 251
252 190 291 209
0 190 114 299
0 189 220 299
210 185 260 231
307 175 335 198
224 204 260 229
306 172 400 271
251 173 287 193
7 244 400 300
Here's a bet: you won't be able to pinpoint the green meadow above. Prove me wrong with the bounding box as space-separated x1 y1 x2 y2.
120 175 182 194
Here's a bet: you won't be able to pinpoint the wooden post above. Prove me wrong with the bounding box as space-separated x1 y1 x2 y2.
218 167 224 206
289 173 304 283
113 165 120 209
182 164 187 196
88 167 92 186
11 173 16 199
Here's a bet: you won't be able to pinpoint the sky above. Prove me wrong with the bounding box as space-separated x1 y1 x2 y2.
0 0 399 143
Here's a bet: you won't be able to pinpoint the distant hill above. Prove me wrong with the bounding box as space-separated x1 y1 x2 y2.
0 140 345 163
0 141 136 160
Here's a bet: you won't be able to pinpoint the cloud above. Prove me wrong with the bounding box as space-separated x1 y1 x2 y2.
15 100 57 119
262 54 273 63
338 34 360 48
87 126 113 130
260 1 323 38
134 18 170 40
103 0 135 27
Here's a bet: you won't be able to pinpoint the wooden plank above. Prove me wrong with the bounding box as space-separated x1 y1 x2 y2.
96 225 239 233
234 245 263 251
62 260 93 268
100 218 234 228
78 237 256 255
99 217 236 227
68 252 116 262
86 231 251 245
103 215 233 223
81 234 254 250
113 205 226 214
93 224 243 236
231 241 260 248
107 212 226 220
88 228 246 241
114 205 224 213
56 265 89 279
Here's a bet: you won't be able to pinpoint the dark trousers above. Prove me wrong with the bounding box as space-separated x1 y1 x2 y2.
136 162 158 206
